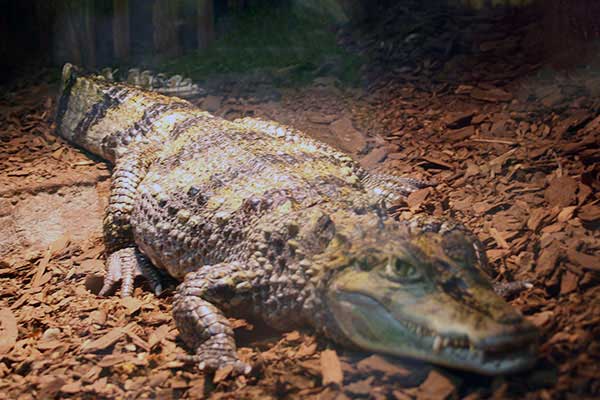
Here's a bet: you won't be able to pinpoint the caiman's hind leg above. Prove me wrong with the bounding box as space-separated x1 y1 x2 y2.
100 143 163 297
173 262 257 375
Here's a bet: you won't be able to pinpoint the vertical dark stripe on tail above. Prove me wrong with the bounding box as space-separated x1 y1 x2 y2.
170 115 208 139
73 87 132 143
54 71 78 130
100 102 191 160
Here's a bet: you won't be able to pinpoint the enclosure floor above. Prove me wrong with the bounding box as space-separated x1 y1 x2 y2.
0 64 598 399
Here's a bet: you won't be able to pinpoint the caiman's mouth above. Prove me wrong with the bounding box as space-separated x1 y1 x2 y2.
331 291 538 375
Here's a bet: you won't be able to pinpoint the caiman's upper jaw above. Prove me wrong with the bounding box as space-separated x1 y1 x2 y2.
330 290 538 375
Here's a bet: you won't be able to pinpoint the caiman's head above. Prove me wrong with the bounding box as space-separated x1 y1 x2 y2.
325 225 538 375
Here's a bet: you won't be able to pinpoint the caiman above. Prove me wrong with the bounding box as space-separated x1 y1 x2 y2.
55 63 538 375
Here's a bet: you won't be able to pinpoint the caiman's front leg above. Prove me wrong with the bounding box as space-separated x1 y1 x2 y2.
173 262 257 375
99 143 163 297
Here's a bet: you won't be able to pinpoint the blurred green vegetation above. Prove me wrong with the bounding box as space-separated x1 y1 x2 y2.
159 4 363 86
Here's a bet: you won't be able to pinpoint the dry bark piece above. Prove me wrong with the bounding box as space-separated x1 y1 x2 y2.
443 111 474 129
447 125 474 142
407 187 432 211
536 246 560 276
81 328 126 353
557 206 577 223
345 377 374 396
148 324 171 349
544 176 578 207
121 297 142 315
527 311 554 327
567 247 599 272
577 203 600 223
329 117 367 155
321 349 344 386
0 308 18 354
213 364 234 383
470 87 512 102
60 380 83 394
417 370 456 400
527 208 549 232
560 271 579 295
359 146 393 169
356 354 411 377
307 111 337 124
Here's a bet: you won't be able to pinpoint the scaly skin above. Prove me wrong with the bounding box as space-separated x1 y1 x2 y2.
55 64 538 375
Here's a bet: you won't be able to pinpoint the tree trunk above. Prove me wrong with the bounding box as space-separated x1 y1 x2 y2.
113 0 130 61
153 0 181 57
197 0 215 49
57 0 96 68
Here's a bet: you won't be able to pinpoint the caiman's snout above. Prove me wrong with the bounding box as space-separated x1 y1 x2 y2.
326 233 539 375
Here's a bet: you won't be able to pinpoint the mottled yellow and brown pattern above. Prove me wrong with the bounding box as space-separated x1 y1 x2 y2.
55 64 538 375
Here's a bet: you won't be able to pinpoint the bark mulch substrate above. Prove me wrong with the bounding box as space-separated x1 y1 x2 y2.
1 10 600 400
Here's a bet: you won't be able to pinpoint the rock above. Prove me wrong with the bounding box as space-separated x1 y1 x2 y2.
329 117 367 155
202 95 222 112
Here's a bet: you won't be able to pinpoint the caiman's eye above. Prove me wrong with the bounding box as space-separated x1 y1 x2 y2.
386 258 421 282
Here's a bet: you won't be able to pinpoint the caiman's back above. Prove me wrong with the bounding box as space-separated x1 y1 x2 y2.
131 102 376 279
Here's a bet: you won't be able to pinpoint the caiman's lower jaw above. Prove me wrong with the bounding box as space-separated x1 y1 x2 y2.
330 292 538 375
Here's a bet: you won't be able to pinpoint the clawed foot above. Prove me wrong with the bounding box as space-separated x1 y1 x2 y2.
99 247 163 297
178 352 252 376
493 280 534 298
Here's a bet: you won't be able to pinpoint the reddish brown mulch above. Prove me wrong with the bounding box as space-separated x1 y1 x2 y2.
1 7 599 397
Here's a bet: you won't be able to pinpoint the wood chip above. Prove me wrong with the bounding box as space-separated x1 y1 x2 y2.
320 349 343 386
470 87 512 102
121 297 142 315
213 364 234 383
356 354 411 377
417 370 456 400
148 324 171 349
567 247 599 272
81 328 125 353
545 176 578 207
407 187 432 210
0 308 18 354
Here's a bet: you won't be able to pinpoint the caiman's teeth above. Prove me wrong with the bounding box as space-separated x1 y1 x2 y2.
433 336 442 353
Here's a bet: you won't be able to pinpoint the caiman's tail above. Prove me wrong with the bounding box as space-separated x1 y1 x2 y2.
55 63 194 164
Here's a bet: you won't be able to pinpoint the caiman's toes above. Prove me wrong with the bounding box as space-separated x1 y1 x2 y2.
99 251 125 296
198 359 252 376
494 280 534 298
178 354 252 376
99 247 163 298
